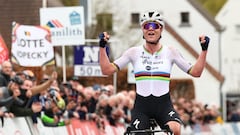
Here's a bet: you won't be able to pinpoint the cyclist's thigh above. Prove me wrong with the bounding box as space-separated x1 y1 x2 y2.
156 107 181 127
154 94 182 128
130 111 150 131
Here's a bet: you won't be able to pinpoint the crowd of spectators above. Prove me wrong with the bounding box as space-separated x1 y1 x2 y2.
0 60 232 132
173 97 224 128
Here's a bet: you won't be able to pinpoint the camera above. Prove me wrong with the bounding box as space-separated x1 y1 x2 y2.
11 76 23 85
49 88 57 98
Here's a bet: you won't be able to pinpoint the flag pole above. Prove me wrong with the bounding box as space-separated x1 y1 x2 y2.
42 0 67 82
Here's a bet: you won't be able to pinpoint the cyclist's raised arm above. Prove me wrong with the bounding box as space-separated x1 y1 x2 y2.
99 32 118 75
188 35 210 77
99 48 118 75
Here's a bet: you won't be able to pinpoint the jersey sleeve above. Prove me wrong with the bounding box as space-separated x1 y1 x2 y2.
170 46 193 73
113 47 134 70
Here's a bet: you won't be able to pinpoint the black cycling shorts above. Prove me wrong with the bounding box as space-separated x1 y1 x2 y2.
130 92 182 131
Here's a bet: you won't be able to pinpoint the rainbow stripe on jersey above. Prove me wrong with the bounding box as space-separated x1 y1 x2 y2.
135 71 170 81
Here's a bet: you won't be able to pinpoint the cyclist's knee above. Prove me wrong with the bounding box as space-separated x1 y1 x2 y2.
166 121 181 135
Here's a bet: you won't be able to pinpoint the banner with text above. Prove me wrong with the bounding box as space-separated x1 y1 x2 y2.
11 22 55 66
74 45 110 77
0 34 9 64
40 6 85 46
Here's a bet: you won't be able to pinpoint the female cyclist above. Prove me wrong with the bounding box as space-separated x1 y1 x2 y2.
99 11 210 135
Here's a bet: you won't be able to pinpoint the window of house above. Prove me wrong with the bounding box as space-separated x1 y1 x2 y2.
131 13 140 28
96 13 113 32
226 93 240 122
236 24 240 34
170 79 195 100
180 12 191 27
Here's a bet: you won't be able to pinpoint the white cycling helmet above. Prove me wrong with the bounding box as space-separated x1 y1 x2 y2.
140 11 164 26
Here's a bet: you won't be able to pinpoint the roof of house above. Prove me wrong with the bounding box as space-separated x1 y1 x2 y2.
188 0 224 32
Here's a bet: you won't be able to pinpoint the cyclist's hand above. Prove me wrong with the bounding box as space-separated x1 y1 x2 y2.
199 35 210 51
99 32 110 48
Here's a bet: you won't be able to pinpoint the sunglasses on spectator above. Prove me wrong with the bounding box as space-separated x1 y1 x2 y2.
143 22 162 30
26 75 36 81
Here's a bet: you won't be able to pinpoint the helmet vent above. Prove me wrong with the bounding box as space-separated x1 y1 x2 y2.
149 12 154 17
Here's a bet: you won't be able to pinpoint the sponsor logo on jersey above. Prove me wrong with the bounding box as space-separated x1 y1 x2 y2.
168 111 175 117
133 119 140 129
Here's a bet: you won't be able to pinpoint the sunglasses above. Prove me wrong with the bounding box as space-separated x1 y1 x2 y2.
143 22 162 30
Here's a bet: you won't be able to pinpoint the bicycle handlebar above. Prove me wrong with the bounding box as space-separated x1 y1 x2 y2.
124 126 173 135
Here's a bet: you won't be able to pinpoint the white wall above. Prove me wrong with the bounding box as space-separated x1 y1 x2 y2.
215 0 240 93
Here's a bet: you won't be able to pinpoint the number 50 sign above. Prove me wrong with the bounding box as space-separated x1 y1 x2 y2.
74 45 109 77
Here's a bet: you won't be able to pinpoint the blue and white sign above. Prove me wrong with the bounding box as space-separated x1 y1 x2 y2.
40 6 85 46
74 45 109 77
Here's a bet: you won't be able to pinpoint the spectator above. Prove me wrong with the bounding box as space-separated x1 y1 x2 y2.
62 99 79 120
75 93 88 120
37 85 68 127
40 100 69 127
70 76 84 93
104 95 119 126
61 82 73 102
228 108 240 122
83 87 98 114
22 70 37 85
62 92 88 121
9 71 58 117
96 94 109 119
0 61 13 87
105 84 115 96
11 78 34 112
0 76 22 117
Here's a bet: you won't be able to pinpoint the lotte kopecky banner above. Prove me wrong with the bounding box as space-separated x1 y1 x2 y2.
11 22 55 67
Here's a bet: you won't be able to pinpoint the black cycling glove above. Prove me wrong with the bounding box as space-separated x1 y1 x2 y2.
199 36 210 51
99 33 107 48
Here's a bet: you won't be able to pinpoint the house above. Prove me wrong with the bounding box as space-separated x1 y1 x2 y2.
215 0 240 121
83 0 224 107
216 0 240 94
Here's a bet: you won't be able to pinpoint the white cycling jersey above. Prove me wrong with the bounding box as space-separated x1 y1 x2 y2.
114 45 192 97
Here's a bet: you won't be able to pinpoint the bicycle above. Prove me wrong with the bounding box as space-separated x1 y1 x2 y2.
124 119 173 135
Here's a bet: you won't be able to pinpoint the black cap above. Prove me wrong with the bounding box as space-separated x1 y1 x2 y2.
62 82 72 90
11 76 23 85
71 76 79 81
